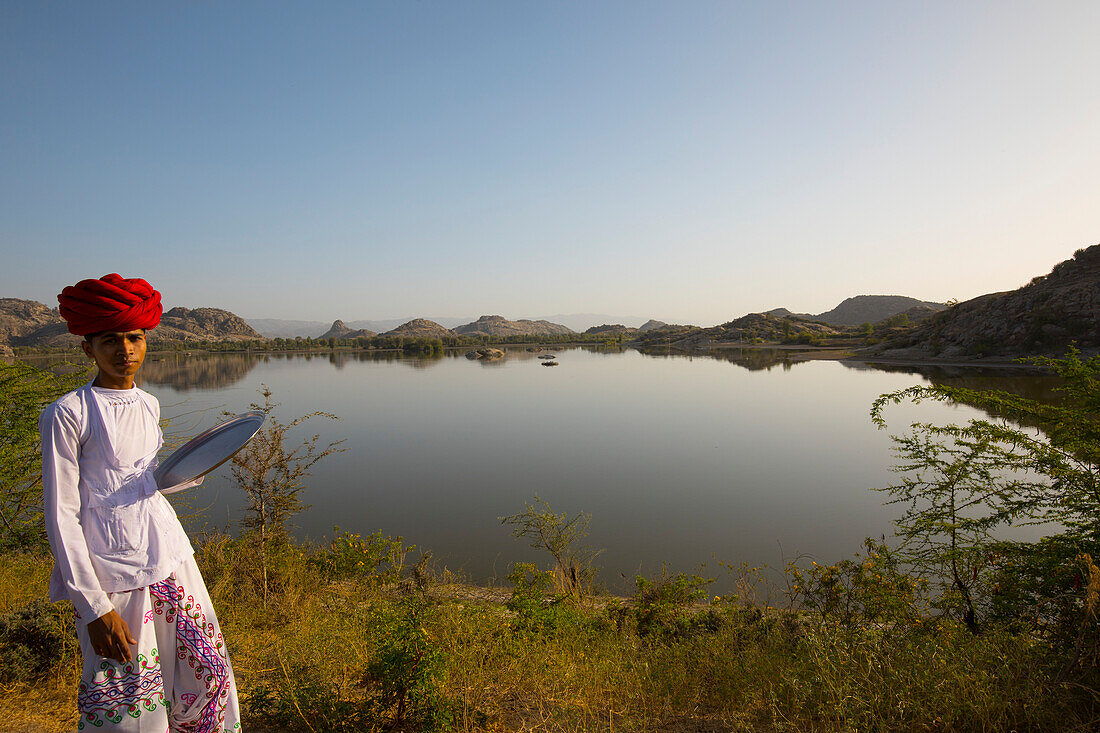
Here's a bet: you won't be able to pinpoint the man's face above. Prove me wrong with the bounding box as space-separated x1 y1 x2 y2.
82 330 147 388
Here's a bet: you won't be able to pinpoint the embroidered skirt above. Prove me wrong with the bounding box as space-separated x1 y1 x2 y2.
74 556 241 732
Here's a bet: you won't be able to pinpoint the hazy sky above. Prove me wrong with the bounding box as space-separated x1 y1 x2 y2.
2 1 1097 326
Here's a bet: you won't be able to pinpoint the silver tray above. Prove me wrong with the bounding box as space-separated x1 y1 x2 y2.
155 410 266 492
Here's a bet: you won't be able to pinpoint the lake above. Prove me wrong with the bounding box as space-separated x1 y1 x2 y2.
115 347 1058 591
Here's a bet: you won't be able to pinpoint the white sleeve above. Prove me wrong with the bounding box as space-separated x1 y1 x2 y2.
39 403 114 623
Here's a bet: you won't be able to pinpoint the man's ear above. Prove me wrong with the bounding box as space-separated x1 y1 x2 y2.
81 340 94 359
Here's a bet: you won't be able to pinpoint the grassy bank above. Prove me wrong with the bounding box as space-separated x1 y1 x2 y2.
2 531 1096 732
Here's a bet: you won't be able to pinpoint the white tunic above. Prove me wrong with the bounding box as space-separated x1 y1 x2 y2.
39 380 197 623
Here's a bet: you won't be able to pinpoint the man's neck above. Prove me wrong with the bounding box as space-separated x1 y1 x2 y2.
93 373 136 390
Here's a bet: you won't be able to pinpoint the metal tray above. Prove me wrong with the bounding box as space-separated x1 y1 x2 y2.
155 410 265 491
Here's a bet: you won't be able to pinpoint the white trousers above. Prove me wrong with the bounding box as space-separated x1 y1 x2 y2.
74 556 241 732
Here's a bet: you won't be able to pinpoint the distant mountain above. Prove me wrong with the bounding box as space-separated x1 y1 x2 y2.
525 313 651 332
246 318 329 339
454 315 574 337
876 244 1100 359
638 319 668 332
319 320 376 341
246 316 473 338
814 296 945 326
381 319 457 339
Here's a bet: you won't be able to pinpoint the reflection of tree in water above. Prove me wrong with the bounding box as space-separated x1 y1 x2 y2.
139 353 261 391
635 347 803 372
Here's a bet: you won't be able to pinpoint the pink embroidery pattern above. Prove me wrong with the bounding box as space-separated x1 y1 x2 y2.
77 650 164 730
149 576 232 733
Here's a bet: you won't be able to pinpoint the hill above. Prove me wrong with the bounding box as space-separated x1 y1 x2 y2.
0 299 61 354
155 307 265 343
319 320 377 341
381 319 457 339
660 313 843 349
584 324 639 336
814 296 945 326
875 244 1100 359
454 315 574 338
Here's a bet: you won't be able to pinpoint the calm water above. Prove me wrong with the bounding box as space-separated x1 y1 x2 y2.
105 348 1058 590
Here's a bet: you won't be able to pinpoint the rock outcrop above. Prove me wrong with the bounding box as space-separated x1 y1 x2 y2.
465 347 505 360
876 244 1100 358
381 319 457 339
454 315 574 338
638 319 668 332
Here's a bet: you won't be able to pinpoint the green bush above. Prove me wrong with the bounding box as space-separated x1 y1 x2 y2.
791 538 927 627
364 597 455 730
315 528 414 587
0 598 75 684
505 562 582 633
623 570 714 640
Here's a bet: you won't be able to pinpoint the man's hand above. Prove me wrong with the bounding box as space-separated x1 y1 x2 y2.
87 610 136 664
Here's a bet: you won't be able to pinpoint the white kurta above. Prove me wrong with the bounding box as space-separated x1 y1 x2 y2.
40 380 241 732
39 381 196 620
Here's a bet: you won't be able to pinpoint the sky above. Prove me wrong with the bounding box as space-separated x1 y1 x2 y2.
1 1 1098 327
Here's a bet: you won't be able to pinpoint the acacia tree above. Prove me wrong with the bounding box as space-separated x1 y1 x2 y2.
500 495 603 601
229 385 344 603
872 348 1100 644
0 361 85 550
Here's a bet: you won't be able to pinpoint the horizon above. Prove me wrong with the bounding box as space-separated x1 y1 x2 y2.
2 2 1097 324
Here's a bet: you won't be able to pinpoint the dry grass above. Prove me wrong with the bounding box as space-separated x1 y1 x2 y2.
3 542 1098 732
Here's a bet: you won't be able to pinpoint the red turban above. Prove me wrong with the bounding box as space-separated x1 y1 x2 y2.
57 274 162 336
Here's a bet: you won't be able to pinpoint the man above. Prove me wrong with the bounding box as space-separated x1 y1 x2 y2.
40 274 241 732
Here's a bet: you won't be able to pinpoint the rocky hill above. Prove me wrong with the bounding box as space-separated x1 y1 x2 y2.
0 299 65 353
454 315 574 337
381 319 457 339
0 299 267 351
658 312 844 349
815 296 945 326
881 305 942 326
638 319 668 332
584 324 639 336
876 244 1100 359
154 307 265 343
319 319 377 341
763 307 813 319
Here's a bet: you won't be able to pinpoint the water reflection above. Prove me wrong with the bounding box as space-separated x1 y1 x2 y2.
140 353 262 391
843 360 1062 428
637 346 807 372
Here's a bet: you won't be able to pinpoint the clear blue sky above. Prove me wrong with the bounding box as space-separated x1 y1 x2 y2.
2 1 1097 326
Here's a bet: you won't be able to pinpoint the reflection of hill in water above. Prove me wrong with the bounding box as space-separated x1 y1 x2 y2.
139 353 261 391
636 347 804 372
843 360 1062 430
843 360 1059 404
